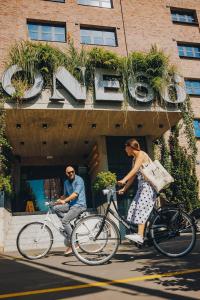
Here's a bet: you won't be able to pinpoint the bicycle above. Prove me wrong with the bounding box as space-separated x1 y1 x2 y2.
71 186 196 265
16 202 87 260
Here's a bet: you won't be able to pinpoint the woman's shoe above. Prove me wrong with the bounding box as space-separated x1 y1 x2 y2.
125 233 144 244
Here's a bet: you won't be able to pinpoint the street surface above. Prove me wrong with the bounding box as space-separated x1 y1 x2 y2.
0 235 200 300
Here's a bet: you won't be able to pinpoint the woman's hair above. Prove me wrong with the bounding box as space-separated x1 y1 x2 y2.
125 138 141 151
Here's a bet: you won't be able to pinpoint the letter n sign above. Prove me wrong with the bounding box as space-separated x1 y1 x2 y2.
50 67 86 101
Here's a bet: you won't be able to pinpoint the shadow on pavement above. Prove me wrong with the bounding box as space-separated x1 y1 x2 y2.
0 235 199 300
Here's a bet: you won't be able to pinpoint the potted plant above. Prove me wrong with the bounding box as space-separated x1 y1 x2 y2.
93 171 117 206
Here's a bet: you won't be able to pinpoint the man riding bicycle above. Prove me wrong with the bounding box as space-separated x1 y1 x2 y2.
53 165 87 255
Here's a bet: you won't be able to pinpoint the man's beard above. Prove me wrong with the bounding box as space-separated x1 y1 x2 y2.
68 177 75 182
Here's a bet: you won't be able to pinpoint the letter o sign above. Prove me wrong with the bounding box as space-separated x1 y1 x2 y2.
1 65 43 99
128 73 154 103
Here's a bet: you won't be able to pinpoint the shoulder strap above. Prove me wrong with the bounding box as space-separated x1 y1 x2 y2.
143 152 153 164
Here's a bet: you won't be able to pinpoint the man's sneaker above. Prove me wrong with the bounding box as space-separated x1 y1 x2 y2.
64 247 73 255
125 233 144 244
64 245 79 256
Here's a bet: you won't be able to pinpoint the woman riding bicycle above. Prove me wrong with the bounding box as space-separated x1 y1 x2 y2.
118 138 157 244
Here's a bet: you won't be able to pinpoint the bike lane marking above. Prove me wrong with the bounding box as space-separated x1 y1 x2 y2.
0 268 200 299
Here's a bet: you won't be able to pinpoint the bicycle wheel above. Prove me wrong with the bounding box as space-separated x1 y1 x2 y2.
150 208 196 258
73 215 109 254
71 215 120 265
17 222 53 260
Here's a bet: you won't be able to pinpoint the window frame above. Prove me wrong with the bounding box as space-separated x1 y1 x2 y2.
178 43 200 59
185 79 200 96
77 0 113 9
170 7 198 26
27 21 66 43
80 26 118 47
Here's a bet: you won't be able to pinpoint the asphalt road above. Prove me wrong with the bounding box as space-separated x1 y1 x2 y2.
0 235 200 300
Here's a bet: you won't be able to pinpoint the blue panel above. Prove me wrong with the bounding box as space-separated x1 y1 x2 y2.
193 120 200 138
28 179 48 212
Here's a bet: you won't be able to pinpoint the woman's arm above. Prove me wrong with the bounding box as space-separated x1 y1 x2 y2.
118 152 144 185
118 176 135 195
124 176 135 192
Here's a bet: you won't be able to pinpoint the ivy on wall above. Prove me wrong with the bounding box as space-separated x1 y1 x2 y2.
0 86 12 194
154 121 199 211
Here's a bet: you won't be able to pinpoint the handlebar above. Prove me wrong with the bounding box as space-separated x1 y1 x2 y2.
102 186 117 203
45 201 55 207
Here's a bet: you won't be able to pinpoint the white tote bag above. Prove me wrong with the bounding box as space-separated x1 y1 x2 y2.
140 159 174 193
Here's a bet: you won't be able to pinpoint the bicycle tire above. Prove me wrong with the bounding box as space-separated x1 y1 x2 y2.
150 208 196 258
16 222 53 260
71 215 120 265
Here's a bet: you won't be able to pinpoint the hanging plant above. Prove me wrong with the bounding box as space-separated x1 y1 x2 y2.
6 41 177 106
8 41 67 86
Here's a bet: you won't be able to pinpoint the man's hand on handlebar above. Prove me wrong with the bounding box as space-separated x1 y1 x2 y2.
55 199 66 205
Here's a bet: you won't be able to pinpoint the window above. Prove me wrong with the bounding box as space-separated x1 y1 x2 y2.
178 44 200 58
171 9 197 24
78 0 112 8
193 120 200 138
27 22 66 42
80 27 117 46
185 80 200 95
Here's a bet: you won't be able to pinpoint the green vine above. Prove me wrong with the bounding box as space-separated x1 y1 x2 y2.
180 95 197 159
169 126 199 210
0 85 12 194
153 116 200 211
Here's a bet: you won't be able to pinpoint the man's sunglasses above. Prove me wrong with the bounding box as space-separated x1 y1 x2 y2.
66 171 75 175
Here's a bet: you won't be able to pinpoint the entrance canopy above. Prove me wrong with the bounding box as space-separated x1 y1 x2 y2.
5 108 181 164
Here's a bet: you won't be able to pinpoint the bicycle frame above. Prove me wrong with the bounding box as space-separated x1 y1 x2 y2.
42 206 62 233
94 194 137 240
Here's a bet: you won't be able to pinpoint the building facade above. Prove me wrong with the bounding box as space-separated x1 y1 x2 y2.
0 0 200 215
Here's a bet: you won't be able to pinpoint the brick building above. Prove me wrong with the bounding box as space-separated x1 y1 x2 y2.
0 0 199 215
